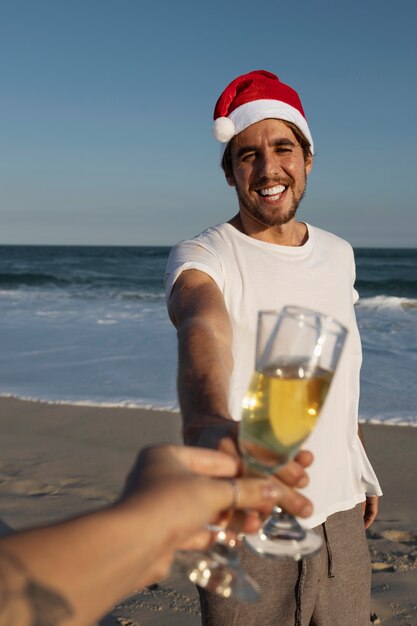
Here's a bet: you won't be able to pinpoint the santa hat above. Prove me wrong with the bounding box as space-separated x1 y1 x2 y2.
213 70 314 155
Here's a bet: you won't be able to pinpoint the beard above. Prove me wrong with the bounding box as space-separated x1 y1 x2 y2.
239 189 305 227
236 177 307 228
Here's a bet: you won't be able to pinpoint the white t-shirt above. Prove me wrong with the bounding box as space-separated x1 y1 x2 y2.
165 222 382 528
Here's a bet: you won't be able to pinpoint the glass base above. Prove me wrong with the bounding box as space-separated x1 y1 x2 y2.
244 529 323 560
175 549 261 603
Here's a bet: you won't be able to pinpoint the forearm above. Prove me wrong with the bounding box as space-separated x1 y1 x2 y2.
0 500 176 626
177 316 235 447
168 271 237 448
0 444 314 625
0 466 253 626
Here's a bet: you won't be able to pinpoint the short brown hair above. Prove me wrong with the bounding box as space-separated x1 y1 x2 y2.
221 120 312 180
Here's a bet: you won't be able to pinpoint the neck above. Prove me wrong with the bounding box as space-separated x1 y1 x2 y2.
228 214 308 247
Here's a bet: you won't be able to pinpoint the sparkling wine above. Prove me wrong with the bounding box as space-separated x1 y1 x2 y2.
240 362 332 472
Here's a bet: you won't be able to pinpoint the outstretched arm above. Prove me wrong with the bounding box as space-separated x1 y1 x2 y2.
0 445 313 626
168 269 312 489
168 269 236 448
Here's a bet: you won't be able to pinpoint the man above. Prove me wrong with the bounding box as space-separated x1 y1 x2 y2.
165 70 382 625
0 444 313 626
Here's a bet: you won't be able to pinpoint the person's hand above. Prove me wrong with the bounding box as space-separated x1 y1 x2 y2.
186 415 313 492
184 415 239 451
214 438 313 535
362 495 379 529
119 444 313 583
273 449 313 489
184 414 313 534
216 439 313 489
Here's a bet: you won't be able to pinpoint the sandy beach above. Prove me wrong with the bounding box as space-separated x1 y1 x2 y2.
0 397 416 625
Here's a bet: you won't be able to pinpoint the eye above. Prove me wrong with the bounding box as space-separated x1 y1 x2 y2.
275 146 293 155
240 152 256 163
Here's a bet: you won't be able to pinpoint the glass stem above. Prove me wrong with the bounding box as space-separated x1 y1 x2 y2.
262 506 307 542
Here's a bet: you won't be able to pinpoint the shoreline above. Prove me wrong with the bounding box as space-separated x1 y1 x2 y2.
0 392 180 414
1 393 416 429
0 397 416 625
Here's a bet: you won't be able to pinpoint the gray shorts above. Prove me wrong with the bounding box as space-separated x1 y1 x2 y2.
199 504 371 626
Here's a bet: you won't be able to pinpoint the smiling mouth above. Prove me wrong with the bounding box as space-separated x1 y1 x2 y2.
256 184 287 198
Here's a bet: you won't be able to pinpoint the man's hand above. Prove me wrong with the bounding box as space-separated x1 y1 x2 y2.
273 450 313 489
184 415 239 449
362 495 379 529
190 416 313 492
121 444 313 555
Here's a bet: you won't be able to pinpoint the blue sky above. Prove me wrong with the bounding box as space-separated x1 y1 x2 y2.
1 0 416 246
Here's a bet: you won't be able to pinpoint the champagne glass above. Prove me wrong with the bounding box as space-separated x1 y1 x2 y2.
239 306 348 559
173 527 261 602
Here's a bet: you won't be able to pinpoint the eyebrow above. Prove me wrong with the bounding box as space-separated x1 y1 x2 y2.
235 138 297 159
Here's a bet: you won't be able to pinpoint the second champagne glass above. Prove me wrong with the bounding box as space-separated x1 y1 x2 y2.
239 306 348 559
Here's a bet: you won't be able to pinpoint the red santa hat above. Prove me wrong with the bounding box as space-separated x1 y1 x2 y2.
213 70 314 155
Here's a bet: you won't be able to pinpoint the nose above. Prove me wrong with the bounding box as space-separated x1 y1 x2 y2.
256 150 281 181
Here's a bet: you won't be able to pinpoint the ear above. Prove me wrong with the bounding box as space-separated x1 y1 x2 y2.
225 173 236 187
305 153 313 176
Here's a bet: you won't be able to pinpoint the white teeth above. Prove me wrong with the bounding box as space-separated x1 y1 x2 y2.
259 185 286 196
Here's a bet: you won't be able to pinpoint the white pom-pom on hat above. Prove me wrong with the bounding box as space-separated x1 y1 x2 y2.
213 116 235 142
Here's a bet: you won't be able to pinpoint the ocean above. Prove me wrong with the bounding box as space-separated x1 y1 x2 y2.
0 245 416 426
